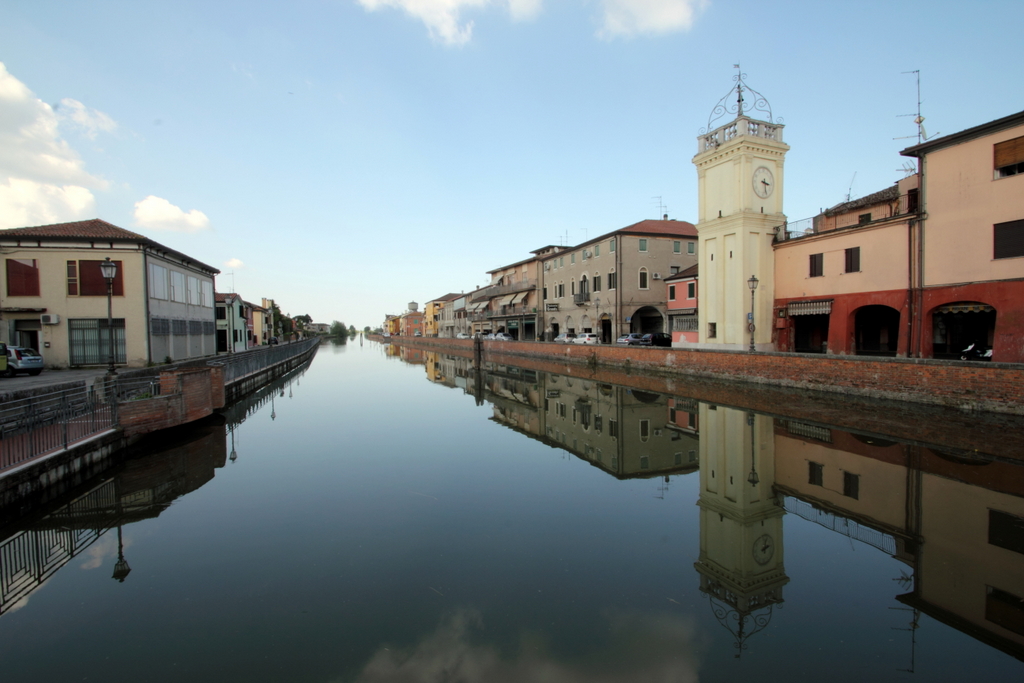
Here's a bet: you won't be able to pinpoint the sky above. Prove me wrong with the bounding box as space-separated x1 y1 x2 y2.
1 0 1022 328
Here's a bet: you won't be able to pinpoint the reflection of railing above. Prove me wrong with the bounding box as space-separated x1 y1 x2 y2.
0 479 117 615
783 496 897 555
0 385 115 473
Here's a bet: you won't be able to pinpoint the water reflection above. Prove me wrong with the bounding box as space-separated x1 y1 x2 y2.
412 348 1024 665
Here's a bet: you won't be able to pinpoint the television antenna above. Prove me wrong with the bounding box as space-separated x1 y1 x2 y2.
895 70 939 145
652 196 667 218
845 172 857 202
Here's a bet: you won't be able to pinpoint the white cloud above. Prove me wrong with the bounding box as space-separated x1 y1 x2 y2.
356 0 541 46
54 98 117 139
133 195 211 233
0 61 111 229
224 258 245 269
597 0 706 38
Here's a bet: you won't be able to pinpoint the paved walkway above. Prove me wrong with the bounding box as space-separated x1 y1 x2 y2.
1 368 111 396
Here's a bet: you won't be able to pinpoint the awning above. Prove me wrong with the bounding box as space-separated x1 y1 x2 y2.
936 303 994 314
788 299 833 316
509 291 526 305
498 294 516 306
470 301 488 312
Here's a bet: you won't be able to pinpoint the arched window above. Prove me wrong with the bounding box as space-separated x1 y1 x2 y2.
580 275 589 293
593 273 601 292
639 268 649 289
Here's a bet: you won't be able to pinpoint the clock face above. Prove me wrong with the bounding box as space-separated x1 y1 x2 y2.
753 167 774 199
753 533 775 565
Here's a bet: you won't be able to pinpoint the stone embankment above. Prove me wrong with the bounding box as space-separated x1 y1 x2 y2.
375 335 1024 416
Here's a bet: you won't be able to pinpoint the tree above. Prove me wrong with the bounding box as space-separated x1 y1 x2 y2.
329 320 348 344
348 325 356 337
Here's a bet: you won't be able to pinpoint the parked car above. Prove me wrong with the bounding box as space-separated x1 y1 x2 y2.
4 346 44 376
414 330 422 337
456 332 470 339
640 332 672 347
553 333 577 344
616 333 644 345
269 336 279 345
491 332 513 341
573 333 600 345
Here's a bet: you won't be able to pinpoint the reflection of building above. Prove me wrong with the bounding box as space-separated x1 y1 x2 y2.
774 420 1024 662
694 405 787 656
0 419 226 616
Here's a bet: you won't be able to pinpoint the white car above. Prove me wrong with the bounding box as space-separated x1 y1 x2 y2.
456 333 470 339
573 333 600 345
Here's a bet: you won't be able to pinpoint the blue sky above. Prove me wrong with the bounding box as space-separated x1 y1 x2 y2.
1 0 1022 328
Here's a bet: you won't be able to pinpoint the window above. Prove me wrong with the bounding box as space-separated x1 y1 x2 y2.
989 509 1024 555
639 268 649 289
150 317 170 336
670 266 679 274
543 286 548 299
571 280 576 296
809 461 824 486
595 244 600 257
708 322 717 338
188 276 201 305
608 272 617 290
201 281 213 307
669 285 676 301
639 238 648 252
571 253 576 264
687 242 695 255
609 419 618 438
639 420 650 441
67 261 78 295
810 253 824 277
986 586 1024 636
995 135 1024 178
994 219 1024 259
68 318 126 365
170 271 186 302
559 257 564 267
149 264 169 300
216 306 226 320
687 282 696 299
609 238 616 253
593 274 600 292
673 241 681 253
858 213 872 225
6 259 40 296
845 247 861 273
843 471 860 499
74 260 124 296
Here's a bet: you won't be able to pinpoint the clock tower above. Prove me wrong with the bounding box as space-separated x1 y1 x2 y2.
693 70 789 349
694 405 788 656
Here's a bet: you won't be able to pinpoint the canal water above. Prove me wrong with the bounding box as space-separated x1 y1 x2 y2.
1 340 1022 682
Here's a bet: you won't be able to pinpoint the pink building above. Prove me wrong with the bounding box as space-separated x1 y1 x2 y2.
666 265 698 345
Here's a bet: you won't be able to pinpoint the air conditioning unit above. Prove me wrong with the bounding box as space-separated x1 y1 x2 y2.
40 314 60 325
544 263 551 271
653 429 663 437
584 250 592 258
652 273 662 280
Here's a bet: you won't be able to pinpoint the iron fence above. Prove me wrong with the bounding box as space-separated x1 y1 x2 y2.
212 337 319 385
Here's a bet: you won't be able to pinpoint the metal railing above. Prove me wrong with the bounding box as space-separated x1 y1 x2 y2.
213 337 319 385
0 384 115 472
775 193 920 242
783 496 897 555
470 279 537 301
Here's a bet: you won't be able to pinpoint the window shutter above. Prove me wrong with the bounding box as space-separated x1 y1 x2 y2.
995 136 1024 169
994 219 1024 259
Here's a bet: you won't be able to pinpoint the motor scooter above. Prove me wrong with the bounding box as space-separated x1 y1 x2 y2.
960 342 992 361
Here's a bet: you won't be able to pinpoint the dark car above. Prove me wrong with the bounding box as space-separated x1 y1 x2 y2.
640 333 672 347
616 333 644 345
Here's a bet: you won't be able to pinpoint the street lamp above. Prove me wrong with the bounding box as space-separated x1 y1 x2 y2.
100 257 118 375
747 274 759 353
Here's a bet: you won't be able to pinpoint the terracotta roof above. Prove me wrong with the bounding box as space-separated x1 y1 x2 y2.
823 185 899 216
618 219 698 238
215 292 240 303
664 264 698 281
1 218 220 274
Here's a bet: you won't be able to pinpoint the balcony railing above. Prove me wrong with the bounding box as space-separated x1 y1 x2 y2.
573 292 591 305
490 305 534 318
774 192 920 242
470 278 537 302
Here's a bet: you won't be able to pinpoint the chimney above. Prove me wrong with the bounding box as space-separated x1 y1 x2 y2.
663 213 668 220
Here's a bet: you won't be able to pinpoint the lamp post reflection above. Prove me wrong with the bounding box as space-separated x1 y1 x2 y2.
111 524 130 582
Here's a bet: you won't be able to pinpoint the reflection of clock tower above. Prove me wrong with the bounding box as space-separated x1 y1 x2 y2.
693 69 789 349
694 405 788 656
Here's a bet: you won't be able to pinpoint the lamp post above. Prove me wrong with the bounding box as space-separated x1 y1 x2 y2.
99 257 118 375
747 274 759 353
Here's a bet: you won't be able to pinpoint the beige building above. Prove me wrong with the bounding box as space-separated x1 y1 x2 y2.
539 219 698 342
1 219 218 368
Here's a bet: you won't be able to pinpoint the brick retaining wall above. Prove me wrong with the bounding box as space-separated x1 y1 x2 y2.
379 336 1024 415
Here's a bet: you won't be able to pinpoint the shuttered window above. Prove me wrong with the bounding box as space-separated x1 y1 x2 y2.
78 260 124 296
994 219 1024 259
995 135 1024 177
809 253 824 277
5 259 40 296
845 247 861 273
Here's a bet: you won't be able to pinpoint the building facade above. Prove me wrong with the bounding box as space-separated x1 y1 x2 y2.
1 219 218 368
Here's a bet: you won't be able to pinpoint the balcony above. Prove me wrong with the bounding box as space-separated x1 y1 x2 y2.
470 278 538 302
774 192 920 242
490 305 535 319
573 292 590 305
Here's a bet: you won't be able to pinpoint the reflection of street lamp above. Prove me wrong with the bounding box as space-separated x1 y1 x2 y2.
747 412 759 487
100 257 118 375
111 524 131 582
229 424 238 462
747 274 759 353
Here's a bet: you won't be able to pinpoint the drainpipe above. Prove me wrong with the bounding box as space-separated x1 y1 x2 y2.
143 249 153 364
915 158 926 358
616 234 622 338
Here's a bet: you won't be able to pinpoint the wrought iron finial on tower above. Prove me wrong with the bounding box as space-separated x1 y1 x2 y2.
701 65 780 134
